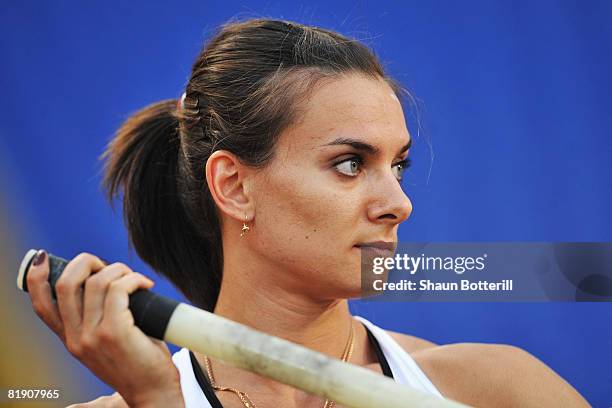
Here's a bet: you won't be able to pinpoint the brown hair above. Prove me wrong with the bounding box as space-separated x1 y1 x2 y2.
101 18 407 310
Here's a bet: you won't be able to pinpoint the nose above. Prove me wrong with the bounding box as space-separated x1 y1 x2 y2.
367 172 413 224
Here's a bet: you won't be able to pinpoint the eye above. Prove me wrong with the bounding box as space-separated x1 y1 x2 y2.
333 156 363 177
392 158 412 181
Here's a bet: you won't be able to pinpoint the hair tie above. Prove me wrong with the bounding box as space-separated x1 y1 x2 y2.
178 92 187 111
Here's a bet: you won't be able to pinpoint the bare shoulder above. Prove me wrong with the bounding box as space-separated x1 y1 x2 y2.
384 329 439 353
403 342 591 408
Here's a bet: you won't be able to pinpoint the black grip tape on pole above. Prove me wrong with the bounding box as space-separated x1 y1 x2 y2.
128 289 180 340
17 249 179 341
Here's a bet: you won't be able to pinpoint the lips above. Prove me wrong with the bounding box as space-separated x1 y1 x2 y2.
355 241 396 250
354 241 396 256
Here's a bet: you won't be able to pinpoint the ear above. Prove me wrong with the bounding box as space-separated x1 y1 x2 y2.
205 150 254 222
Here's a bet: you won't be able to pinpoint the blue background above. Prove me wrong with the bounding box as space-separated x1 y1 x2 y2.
1 1 610 406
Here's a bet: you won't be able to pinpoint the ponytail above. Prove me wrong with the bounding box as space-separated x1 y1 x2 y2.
100 100 222 311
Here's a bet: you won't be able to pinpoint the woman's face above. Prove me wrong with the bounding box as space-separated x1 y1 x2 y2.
249 73 412 300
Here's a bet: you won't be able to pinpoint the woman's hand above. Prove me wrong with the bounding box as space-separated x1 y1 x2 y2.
25 251 185 408
66 392 129 408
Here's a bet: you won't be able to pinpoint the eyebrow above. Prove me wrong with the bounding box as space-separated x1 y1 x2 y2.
320 137 412 156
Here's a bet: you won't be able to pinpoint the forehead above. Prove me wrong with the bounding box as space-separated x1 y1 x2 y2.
282 73 409 152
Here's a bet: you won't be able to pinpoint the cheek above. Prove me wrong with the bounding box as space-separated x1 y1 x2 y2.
257 180 332 246
252 173 360 272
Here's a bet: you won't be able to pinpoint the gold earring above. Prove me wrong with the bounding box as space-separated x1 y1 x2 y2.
240 214 250 237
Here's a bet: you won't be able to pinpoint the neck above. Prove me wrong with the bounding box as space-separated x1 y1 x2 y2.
194 239 374 401
212 234 360 358
213 267 355 358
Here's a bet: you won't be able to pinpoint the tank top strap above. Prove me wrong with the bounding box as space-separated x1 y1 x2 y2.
352 315 444 398
172 347 214 407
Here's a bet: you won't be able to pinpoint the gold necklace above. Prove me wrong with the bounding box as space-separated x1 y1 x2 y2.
204 319 355 408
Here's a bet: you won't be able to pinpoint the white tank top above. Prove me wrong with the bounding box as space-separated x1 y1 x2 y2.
171 315 444 407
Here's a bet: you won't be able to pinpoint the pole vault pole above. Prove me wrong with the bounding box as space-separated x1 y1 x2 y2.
17 249 470 408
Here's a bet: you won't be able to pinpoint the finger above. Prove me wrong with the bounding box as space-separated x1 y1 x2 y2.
103 273 154 324
26 250 64 339
150 337 171 351
109 392 130 408
82 263 131 332
65 392 128 407
55 253 107 338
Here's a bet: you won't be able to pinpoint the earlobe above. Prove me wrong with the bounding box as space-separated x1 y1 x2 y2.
205 150 253 222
